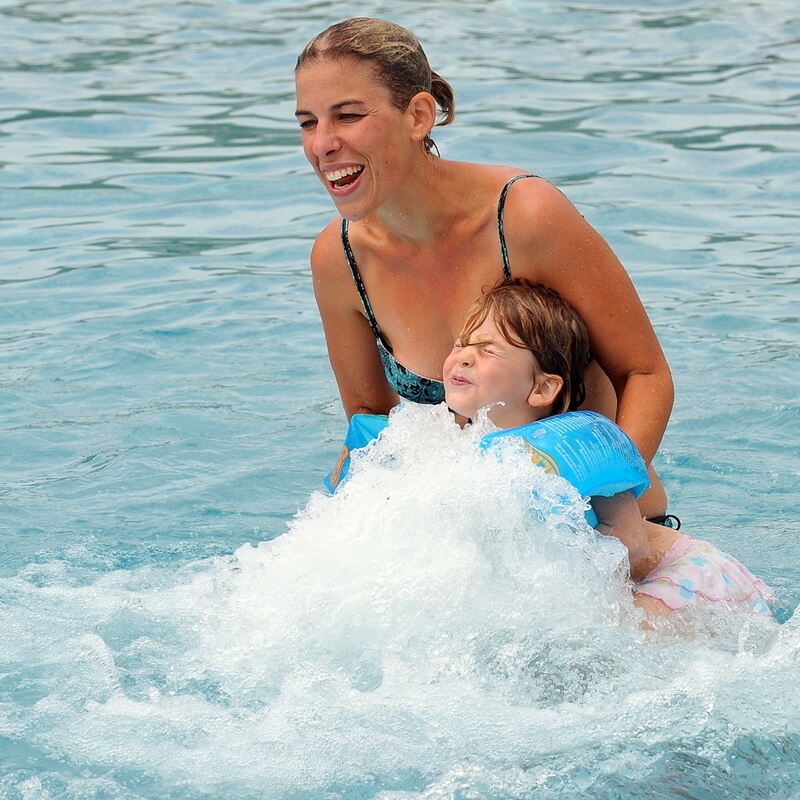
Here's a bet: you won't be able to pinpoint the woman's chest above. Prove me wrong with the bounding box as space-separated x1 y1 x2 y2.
357 233 511 376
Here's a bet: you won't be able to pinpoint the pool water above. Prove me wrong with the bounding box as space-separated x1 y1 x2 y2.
1 1 798 798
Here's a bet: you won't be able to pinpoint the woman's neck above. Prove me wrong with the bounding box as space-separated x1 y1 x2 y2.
367 157 470 245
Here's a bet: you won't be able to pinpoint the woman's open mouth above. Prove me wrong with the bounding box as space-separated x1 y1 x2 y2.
323 165 364 193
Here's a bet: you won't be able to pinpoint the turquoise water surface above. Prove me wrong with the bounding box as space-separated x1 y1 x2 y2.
1 1 799 798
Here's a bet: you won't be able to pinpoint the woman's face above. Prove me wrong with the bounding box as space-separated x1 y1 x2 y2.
295 56 416 221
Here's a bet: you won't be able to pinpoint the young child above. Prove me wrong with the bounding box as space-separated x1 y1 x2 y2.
443 279 773 617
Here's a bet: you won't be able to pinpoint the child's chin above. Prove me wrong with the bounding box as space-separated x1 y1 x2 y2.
445 400 470 417
444 395 467 416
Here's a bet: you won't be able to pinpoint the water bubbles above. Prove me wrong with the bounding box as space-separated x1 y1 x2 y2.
1 404 796 798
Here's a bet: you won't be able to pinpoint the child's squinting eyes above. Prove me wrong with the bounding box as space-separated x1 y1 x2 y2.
452 338 501 355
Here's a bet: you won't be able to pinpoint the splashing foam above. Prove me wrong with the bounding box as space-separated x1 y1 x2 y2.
2 404 795 798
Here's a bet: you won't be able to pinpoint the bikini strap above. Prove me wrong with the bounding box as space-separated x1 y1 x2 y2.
497 173 539 281
340 218 390 349
342 176 538 346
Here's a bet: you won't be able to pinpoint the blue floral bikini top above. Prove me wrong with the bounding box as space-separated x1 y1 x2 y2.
341 173 537 404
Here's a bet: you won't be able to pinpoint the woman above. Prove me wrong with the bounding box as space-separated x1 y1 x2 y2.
294 18 674 520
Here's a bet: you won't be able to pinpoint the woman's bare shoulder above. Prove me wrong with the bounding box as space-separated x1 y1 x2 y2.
498 175 592 251
310 217 348 278
442 159 547 189
309 217 365 311
432 161 559 226
497 172 574 218
492 173 629 292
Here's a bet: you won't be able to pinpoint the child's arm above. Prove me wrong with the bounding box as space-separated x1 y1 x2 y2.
591 491 652 581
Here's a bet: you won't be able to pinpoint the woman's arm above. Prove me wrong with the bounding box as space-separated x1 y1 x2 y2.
310 221 399 418
503 179 673 463
592 491 651 580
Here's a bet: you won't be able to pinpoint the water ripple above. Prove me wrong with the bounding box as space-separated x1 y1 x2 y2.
1 2 798 796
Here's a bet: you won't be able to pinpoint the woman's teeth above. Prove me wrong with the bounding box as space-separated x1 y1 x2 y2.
324 165 364 187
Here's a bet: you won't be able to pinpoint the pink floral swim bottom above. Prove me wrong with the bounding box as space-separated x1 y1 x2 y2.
635 534 774 615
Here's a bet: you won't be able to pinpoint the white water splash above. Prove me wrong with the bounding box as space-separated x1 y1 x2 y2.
1 404 795 799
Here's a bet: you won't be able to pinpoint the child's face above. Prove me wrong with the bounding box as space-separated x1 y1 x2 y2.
443 314 539 429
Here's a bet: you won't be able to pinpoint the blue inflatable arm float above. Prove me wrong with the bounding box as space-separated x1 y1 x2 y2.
325 411 649 527
324 413 389 493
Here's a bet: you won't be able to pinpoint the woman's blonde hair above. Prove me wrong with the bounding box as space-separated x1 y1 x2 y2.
296 18 455 153
460 279 591 414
